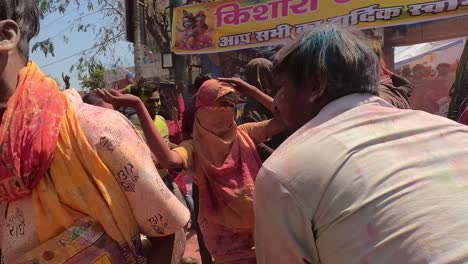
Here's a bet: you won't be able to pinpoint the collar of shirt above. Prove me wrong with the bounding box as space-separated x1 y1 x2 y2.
277 93 394 152
308 93 394 129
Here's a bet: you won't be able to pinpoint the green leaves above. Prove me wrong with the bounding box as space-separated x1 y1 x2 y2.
32 39 55 57
34 0 126 76
79 62 106 90
34 0 173 82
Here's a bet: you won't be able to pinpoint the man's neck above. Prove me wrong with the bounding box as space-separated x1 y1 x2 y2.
0 56 25 122
0 102 7 122
0 82 15 122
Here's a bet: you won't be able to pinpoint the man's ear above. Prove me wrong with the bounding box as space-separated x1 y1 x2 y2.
301 74 326 103
0 20 21 53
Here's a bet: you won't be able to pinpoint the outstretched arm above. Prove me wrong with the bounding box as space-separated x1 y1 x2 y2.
176 81 186 121
62 72 71 89
96 89 184 170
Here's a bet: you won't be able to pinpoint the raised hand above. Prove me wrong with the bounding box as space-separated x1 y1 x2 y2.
95 89 142 109
218 77 257 95
219 77 275 113
171 106 179 122
62 72 71 89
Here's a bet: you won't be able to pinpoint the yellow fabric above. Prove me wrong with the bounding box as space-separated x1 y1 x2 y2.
154 115 169 141
16 217 117 263
93 255 112 264
130 114 169 142
31 92 139 254
173 140 194 172
239 120 273 144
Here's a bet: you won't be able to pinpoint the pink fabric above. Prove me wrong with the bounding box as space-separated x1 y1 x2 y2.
191 80 260 262
167 95 185 145
173 173 187 196
169 95 186 194
194 109 260 263
195 80 235 108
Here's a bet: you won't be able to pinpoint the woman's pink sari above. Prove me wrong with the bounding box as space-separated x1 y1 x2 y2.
192 80 261 263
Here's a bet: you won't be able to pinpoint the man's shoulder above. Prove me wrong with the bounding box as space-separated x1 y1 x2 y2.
261 130 325 185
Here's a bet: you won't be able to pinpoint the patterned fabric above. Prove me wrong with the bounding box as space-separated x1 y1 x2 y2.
0 62 144 263
16 217 127 264
31 95 144 262
65 90 189 246
0 61 65 202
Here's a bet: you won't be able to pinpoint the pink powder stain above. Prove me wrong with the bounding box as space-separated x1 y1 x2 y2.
367 222 378 238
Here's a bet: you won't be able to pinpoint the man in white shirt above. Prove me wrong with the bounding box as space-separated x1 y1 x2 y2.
255 24 468 264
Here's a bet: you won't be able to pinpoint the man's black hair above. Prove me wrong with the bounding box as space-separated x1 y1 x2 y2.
194 73 213 91
0 0 40 60
82 91 104 106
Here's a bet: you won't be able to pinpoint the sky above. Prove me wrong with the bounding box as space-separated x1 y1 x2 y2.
30 3 134 90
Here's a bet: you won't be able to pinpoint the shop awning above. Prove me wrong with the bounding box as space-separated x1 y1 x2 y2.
394 38 465 67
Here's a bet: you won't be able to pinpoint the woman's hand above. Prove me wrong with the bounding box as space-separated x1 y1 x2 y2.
219 77 275 113
218 77 257 95
170 107 179 122
96 89 142 109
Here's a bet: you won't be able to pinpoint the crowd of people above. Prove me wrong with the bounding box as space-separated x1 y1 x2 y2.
2 1 468 264
399 62 457 115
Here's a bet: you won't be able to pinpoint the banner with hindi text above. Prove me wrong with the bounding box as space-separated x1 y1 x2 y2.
171 0 468 54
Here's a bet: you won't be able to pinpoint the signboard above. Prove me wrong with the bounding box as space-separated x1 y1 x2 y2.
171 0 468 54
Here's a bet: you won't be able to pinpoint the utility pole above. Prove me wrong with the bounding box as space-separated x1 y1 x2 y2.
170 0 189 102
133 0 144 78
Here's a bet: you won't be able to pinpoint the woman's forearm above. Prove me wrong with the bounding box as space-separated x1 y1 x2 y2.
177 94 185 121
134 101 183 169
268 118 287 137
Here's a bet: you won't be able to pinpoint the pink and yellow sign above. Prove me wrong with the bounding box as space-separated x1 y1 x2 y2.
171 0 468 54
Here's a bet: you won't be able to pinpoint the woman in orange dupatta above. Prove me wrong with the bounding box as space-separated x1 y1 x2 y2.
97 79 285 263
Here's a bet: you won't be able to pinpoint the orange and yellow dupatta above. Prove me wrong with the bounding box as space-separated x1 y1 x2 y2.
0 62 65 202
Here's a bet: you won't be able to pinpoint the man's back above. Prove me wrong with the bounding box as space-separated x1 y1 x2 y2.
256 94 468 263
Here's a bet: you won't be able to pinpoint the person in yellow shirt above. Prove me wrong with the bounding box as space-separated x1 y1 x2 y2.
122 79 170 142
